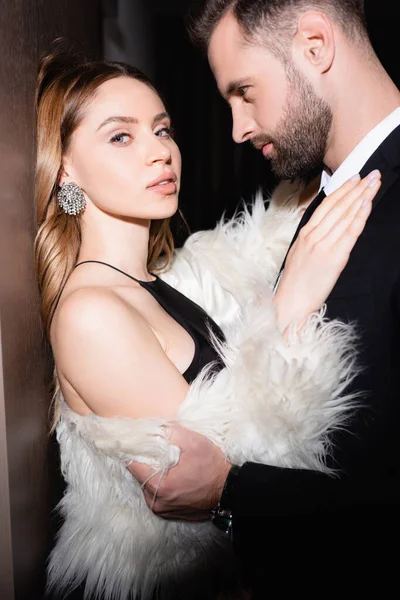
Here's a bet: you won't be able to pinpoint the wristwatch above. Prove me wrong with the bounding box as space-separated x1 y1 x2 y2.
210 465 241 538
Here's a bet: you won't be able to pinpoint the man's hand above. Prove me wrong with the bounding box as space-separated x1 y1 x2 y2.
127 423 232 521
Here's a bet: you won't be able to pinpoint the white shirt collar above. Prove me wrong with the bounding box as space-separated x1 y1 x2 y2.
319 107 400 195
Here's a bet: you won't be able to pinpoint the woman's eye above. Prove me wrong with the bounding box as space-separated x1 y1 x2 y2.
155 126 175 139
239 86 249 98
110 132 131 145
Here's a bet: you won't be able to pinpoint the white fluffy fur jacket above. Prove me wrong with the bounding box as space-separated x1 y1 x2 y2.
48 182 358 600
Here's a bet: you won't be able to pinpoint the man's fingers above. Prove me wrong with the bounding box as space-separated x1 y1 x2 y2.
127 460 156 485
127 423 227 520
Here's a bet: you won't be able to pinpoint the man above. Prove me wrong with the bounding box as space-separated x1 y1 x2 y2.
131 0 400 584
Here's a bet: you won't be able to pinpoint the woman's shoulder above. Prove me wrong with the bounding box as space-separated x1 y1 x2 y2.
52 285 147 346
51 282 188 419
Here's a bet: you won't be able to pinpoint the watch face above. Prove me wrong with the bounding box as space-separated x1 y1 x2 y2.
212 466 240 538
211 508 233 536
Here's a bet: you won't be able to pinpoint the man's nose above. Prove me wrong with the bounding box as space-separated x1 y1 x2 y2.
231 108 256 144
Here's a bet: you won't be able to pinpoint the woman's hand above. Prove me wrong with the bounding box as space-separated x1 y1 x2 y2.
274 170 381 331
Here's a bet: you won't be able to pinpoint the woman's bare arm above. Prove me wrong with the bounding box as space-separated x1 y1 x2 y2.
53 288 189 419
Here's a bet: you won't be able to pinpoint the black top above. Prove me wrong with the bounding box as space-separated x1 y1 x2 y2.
74 260 225 383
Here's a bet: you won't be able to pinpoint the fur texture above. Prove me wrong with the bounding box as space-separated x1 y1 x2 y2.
48 182 359 600
160 181 303 331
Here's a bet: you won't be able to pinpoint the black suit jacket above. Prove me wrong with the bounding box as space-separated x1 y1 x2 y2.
227 125 400 597
228 125 400 519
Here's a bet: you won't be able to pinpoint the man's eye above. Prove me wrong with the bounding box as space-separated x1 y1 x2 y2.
238 86 249 97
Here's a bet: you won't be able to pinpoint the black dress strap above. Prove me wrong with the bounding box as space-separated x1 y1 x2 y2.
74 260 156 284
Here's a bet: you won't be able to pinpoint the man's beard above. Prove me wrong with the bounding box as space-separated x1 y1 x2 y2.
252 68 333 181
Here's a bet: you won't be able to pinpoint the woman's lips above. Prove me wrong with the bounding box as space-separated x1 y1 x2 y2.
147 181 177 194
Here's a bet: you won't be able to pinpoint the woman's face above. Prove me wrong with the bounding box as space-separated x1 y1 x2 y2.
61 76 181 221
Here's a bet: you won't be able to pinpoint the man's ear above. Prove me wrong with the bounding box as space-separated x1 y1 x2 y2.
293 11 335 74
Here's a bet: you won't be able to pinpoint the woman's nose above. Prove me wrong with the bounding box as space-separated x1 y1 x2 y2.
145 136 172 165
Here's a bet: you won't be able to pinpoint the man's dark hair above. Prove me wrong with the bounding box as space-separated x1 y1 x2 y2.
189 0 368 59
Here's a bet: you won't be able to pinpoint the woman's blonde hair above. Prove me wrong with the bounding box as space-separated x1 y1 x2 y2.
34 44 174 339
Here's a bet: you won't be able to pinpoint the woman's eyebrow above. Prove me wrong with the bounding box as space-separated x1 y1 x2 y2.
96 115 138 131
96 112 170 132
153 112 171 125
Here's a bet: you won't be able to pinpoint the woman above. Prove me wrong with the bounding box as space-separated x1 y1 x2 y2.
35 47 381 600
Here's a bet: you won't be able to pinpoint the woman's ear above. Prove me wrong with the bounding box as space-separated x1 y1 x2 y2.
58 156 74 187
293 11 335 74
58 170 68 187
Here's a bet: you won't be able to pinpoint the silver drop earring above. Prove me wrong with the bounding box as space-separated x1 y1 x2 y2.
57 181 86 215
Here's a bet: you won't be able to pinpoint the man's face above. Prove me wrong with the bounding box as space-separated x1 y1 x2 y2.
208 12 333 180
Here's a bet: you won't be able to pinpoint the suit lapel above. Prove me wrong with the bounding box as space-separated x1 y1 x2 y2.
359 125 400 210
370 165 399 211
